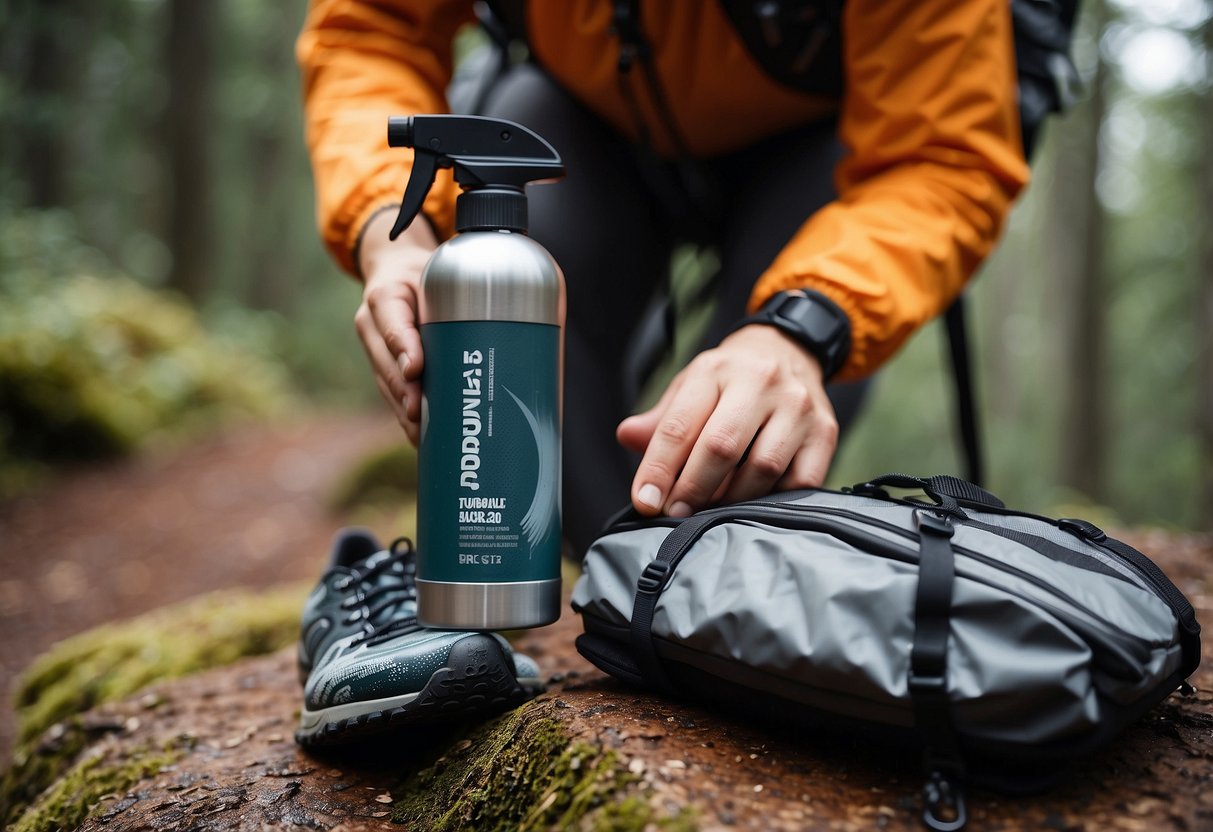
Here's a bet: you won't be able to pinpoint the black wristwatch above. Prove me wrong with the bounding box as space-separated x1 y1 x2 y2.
728 289 852 380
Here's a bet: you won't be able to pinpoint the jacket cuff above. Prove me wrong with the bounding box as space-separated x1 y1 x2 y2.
748 272 872 383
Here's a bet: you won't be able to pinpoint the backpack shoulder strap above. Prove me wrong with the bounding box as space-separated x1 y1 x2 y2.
714 0 845 97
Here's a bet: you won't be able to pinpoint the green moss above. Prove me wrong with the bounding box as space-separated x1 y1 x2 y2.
0 718 90 826
8 743 181 832
330 442 418 511
592 796 698 832
2 585 304 825
391 704 676 831
13 583 306 746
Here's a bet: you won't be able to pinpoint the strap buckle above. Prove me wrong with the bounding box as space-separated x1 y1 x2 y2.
915 509 955 539
636 560 671 594
922 769 968 832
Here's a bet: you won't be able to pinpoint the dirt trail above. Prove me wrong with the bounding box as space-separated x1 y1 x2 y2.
0 412 400 759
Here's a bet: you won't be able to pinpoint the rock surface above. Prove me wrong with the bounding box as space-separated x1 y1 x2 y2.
3 414 1211 830
6 581 1212 832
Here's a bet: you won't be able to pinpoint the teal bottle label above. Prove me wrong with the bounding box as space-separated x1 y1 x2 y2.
417 320 561 584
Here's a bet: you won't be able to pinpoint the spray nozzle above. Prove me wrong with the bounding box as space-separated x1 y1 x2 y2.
388 114 564 239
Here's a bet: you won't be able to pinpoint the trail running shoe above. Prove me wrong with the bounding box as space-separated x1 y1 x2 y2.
295 528 544 747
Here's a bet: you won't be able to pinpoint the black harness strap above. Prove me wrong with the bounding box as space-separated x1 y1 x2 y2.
944 297 984 487
629 511 730 693
909 509 968 831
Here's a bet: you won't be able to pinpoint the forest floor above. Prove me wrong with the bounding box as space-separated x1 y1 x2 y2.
0 412 399 760
1 412 1211 830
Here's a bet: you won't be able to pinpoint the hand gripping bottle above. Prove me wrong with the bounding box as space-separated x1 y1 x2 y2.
387 114 565 630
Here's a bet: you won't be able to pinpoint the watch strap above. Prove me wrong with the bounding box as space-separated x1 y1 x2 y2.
728 289 852 380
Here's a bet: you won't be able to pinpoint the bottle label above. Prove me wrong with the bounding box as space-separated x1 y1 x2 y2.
417 320 561 584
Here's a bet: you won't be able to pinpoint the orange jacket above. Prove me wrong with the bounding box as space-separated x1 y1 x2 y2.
297 0 1029 381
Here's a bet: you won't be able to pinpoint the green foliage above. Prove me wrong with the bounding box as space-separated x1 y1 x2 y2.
0 209 294 493
12 583 306 747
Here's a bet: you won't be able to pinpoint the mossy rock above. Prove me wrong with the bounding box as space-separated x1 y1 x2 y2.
390 704 696 831
7 739 183 832
330 441 418 511
13 584 307 747
3 584 305 826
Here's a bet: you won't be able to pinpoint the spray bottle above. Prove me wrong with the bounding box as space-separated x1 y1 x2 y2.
387 114 565 630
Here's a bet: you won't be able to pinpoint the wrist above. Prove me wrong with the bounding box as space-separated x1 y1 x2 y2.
358 207 438 283
727 289 851 381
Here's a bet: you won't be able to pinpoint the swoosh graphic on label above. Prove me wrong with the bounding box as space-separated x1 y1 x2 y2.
502 384 558 556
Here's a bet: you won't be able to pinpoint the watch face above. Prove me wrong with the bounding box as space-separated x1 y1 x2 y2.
765 291 850 378
774 293 847 345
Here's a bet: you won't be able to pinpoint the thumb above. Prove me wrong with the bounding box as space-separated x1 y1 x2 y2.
617 371 685 453
616 407 660 453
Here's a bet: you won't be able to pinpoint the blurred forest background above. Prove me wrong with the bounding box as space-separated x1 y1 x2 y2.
0 0 1210 530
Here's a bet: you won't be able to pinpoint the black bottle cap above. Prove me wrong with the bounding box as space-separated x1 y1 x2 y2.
455 189 528 233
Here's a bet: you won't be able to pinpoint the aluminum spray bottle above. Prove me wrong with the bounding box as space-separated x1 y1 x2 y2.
386 115 565 630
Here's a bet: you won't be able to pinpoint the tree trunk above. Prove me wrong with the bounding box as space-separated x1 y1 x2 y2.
1198 12 1213 530
244 8 298 313
1055 1 1110 502
164 0 218 301
15 0 77 208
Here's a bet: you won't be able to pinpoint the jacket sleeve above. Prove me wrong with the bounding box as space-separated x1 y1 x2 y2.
748 0 1031 381
296 0 473 277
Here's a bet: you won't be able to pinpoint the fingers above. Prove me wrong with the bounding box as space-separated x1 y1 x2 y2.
728 406 837 503
626 325 841 517
626 368 719 516
722 378 825 502
357 268 422 431
355 294 422 444
355 212 435 445
774 411 837 493
616 374 685 454
662 385 767 516
365 279 424 381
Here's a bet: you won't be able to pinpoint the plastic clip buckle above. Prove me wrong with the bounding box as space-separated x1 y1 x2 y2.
922 769 968 832
636 560 671 594
915 510 955 539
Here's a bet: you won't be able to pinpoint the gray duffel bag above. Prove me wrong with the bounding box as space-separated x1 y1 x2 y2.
571 474 1201 831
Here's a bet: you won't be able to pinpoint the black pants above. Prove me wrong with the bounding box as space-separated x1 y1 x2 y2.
480 65 869 555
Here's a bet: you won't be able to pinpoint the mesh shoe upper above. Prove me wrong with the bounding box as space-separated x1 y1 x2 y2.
298 528 539 712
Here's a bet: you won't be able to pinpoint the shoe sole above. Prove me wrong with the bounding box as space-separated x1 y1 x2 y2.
295 634 543 748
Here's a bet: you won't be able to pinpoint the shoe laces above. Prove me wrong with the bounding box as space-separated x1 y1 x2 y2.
335 537 422 646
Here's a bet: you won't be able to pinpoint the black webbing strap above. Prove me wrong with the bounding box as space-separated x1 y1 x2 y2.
629 511 730 694
924 475 1005 510
944 296 984 488
1100 537 1203 678
909 510 968 832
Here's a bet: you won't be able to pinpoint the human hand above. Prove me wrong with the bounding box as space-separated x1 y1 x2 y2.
616 325 839 517
354 210 438 445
